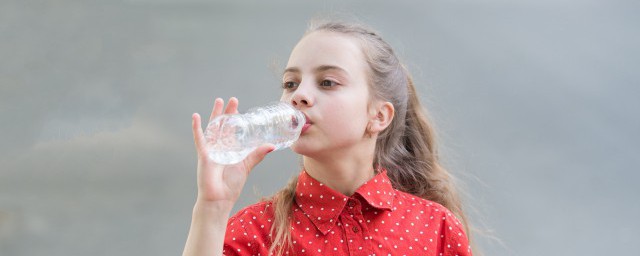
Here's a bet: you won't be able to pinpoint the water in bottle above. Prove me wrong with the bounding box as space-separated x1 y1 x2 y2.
204 101 306 165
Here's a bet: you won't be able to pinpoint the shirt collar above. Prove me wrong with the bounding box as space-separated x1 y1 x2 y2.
294 168 396 235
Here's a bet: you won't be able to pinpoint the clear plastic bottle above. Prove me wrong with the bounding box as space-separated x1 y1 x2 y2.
204 101 305 165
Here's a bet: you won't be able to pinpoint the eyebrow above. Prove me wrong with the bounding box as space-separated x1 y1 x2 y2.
283 65 349 76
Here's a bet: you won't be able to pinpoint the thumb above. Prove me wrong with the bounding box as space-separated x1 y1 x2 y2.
243 144 276 172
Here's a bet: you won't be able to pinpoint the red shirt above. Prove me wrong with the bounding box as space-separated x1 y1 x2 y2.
223 169 472 256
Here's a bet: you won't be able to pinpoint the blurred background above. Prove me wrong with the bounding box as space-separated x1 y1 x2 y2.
1 0 639 255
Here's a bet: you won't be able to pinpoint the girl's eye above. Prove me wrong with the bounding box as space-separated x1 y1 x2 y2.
320 80 337 88
282 81 298 89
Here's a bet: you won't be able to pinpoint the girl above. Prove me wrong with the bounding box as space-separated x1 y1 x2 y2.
183 20 473 256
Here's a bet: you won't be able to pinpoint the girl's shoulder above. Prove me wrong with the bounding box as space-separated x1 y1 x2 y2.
392 188 445 209
224 200 277 255
392 189 471 253
227 199 276 226
392 189 465 226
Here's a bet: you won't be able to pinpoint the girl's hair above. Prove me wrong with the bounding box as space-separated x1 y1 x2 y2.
266 19 471 255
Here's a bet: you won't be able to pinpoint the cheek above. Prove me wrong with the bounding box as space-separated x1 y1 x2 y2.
279 92 290 102
324 103 368 139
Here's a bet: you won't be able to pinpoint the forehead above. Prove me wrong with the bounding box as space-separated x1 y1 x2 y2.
286 31 369 75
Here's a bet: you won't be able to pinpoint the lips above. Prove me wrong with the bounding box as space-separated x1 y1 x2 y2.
301 123 311 134
301 112 312 134
303 113 313 124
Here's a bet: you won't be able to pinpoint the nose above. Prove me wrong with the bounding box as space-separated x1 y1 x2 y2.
289 84 314 108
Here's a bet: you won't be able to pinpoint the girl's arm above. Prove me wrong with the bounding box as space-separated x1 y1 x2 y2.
182 98 274 256
182 200 233 256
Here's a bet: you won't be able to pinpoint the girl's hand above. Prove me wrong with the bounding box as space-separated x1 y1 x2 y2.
191 97 275 208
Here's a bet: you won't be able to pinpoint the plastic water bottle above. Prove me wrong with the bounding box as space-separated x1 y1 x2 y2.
204 101 306 165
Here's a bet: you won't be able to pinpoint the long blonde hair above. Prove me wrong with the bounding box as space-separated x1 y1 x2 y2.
266 20 471 255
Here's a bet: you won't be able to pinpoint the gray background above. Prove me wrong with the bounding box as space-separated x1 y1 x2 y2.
1 0 639 255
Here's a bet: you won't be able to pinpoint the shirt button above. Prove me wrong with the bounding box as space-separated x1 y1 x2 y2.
348 201 355 207
352 226 359 233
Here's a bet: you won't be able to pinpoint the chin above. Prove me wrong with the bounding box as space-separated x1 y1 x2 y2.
290 143 310 155
292 142 344 161
291 141 322 157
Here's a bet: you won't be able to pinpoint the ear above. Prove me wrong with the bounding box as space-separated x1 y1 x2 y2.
368 101 395 134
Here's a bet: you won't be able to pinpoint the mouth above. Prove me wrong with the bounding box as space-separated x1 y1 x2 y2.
301 113 312 134
302 112 313 124
301 123 311 134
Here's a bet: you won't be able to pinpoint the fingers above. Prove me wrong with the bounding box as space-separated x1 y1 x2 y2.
243 144 276 174
224 97 239 115
198 96 239 159
192 113 206 154
208 98 223 124
208 97 239 124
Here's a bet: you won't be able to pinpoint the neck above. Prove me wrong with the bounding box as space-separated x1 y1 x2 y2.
302 142 377 196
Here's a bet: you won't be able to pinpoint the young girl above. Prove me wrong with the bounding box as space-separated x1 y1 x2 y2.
183 20 473 256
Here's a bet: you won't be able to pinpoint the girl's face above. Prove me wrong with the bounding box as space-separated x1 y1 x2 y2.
280 31 375 157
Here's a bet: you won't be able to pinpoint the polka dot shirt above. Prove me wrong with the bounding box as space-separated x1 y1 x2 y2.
223 169 472 255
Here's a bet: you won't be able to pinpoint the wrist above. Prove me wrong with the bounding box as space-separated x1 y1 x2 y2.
192 200 234 218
